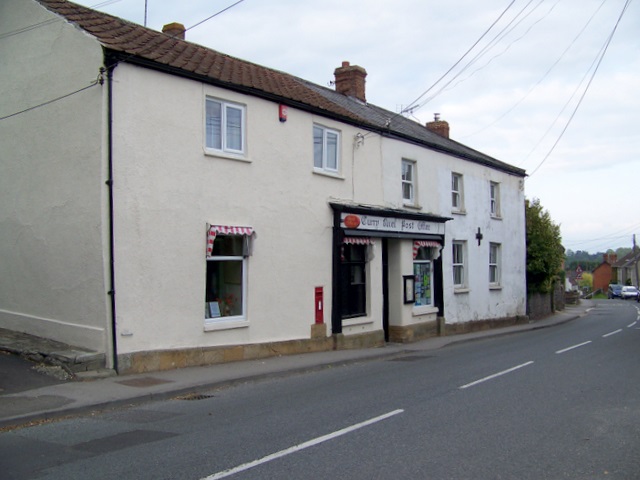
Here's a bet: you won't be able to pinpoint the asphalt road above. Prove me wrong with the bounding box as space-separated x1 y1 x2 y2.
0 351 68 395
2 300 640 479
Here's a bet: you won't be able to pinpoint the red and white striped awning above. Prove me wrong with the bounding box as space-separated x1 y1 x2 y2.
413 240 441 259
207 225 254 257
343 237 374 245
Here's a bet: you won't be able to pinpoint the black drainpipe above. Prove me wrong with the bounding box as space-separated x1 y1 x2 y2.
104 63 118 372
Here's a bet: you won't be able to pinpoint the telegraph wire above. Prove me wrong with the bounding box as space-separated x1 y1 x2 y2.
0 75 102 121
0 1 122 40
187 0 245 31
359 0 520 137
443 0 559 97
100 0 247 71
462 0 608 142
423 0 549 104
527 0 632 177
407 0 552 115
400 0 518 115
0 1 246 122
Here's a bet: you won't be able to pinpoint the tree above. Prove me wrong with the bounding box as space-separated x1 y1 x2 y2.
578 272 593 291
526 198 564 293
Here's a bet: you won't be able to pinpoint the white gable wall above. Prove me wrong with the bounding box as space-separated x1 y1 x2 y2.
0 0 111 352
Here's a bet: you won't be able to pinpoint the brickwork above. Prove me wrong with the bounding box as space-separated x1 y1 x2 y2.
333 61 367 102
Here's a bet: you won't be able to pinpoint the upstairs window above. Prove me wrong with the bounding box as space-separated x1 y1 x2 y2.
205 98 245 156
313 125 340 173
402 160 416 205
490 182 501 217
452 241 467 288
489 243 501 286
452 173 464 212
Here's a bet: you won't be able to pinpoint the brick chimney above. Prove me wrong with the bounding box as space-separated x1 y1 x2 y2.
604 253 618 264
162 22 186 40
426 113 450 138
334 61 367 102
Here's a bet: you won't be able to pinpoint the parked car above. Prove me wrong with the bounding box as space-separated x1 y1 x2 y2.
621 286 639 300
608 284 623 299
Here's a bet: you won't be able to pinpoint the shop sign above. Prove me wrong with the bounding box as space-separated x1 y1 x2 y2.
341 213 445 235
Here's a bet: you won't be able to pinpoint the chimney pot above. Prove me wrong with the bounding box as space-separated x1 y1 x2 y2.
162 22 186 40
426 114 450 138
334 61 367 102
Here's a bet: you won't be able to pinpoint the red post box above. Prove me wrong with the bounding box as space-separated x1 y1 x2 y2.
314 287 323 324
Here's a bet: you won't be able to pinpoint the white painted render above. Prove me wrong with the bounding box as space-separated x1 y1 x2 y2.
1 0 526 362
109 63 385 354
0 0 110 353
381 139 527 325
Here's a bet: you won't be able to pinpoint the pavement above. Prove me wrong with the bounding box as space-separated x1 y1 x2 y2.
0 300 595 430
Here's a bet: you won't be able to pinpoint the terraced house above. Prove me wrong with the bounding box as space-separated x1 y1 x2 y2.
0 0 527 373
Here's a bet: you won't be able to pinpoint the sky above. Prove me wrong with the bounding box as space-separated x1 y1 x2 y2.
77 0 639 254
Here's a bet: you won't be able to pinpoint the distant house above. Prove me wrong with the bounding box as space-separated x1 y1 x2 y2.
592 253 617 292
613 250 640 286
1 0 527 373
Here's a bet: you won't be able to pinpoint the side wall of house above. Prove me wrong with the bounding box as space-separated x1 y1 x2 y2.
381 139 527 326
0 0 110 352
109 63 385 356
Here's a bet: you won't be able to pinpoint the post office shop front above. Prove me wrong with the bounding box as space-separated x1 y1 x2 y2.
330 204 450 343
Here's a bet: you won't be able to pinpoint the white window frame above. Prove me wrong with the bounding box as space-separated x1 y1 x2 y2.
489 242 501 286
452 173 464 212
490 182 501 218
205 97 246 157
452 241 467 289
205 235 250 330
402 159 416 205
313 124 340 173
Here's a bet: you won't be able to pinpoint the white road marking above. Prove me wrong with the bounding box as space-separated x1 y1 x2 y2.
603 329 622 338
202 409 404 479
628 321 637 328
555 341 592 354
459 361 534 390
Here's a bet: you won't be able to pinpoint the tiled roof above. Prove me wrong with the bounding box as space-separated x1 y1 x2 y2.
37 0 525 176
613 250 640 268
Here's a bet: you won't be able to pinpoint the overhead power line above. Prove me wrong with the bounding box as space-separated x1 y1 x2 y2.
462 0 608 143
527 0 633 176
0 76 102 121
0 1 122 40
0 1 247 122
400 0 518 115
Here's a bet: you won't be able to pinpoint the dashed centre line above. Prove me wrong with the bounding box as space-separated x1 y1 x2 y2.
459 361 534 390
555 341 592 354
603 329 622 338
202 409 404 479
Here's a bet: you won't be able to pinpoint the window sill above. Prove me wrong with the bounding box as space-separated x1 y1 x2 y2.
413 305 438 317
313 169 344 180
489 284 502 290
490 214 502 220
342 316 372 327
454 287 470 294
451 209 466 215
204 149 251 163
204 319 249 332
403 202 422 210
